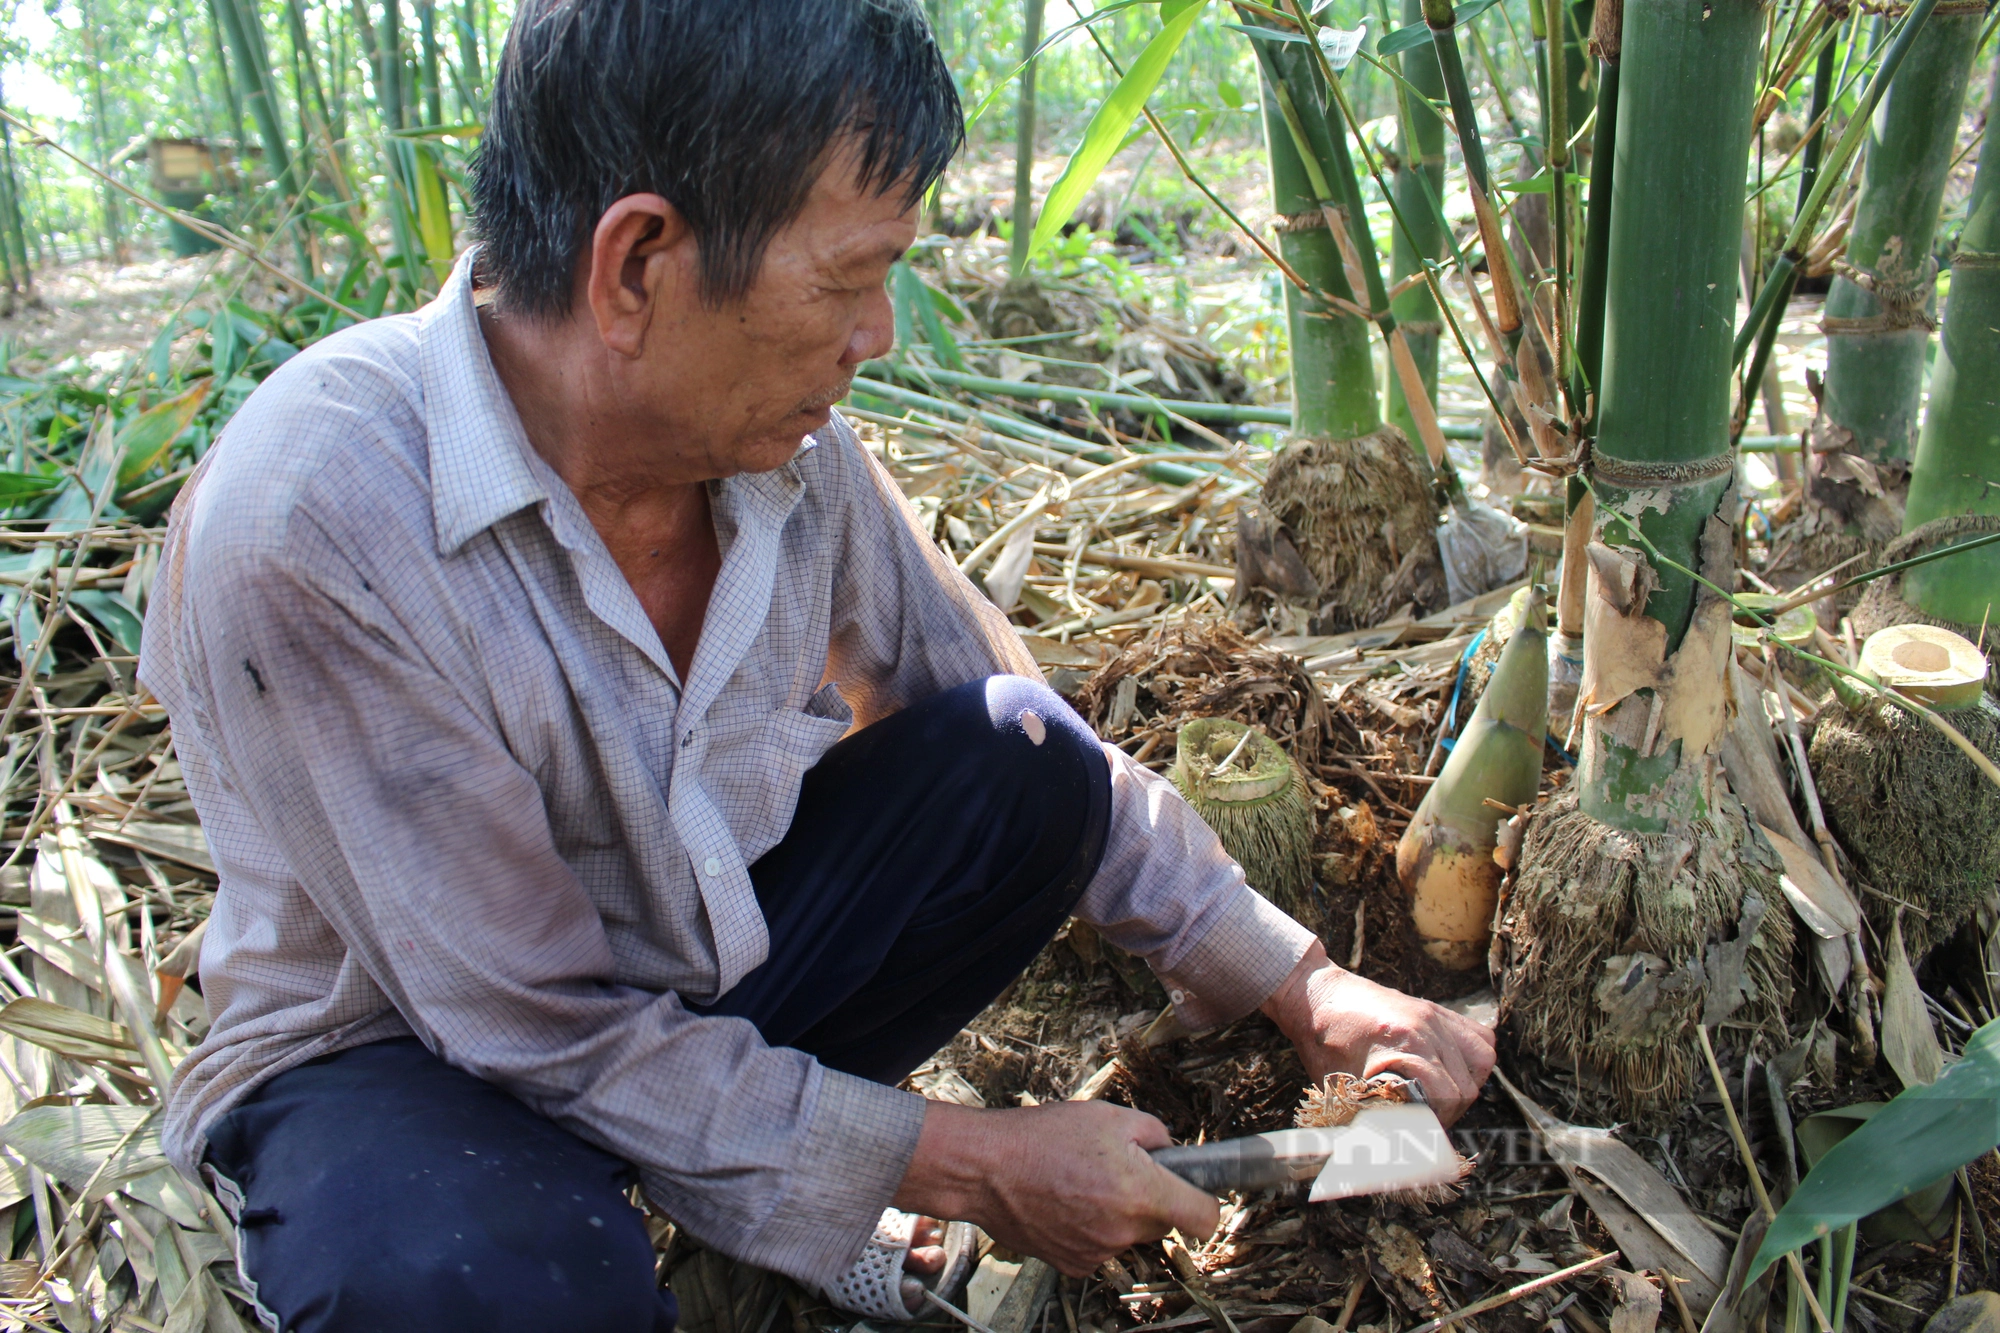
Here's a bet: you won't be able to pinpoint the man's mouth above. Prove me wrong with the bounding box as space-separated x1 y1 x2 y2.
795 377 854 418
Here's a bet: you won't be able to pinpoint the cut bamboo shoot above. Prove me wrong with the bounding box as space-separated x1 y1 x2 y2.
1859 624 1989 709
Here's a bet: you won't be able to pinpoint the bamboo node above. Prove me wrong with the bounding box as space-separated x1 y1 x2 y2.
1948 247 2000 270
1823 245 1940 335
1589 450 1736 488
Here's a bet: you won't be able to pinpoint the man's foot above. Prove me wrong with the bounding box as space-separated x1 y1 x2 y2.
900 1216 946 1311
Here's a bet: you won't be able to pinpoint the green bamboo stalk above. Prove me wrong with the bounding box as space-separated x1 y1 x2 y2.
211 0 299 202
455 0 483 115
1261 3 1470 494
420 0 445 127
1582 0 1764 831
78 0 124 261
1010 0 1044 278
1795 29 1839 214
0 71 32 297
1387 0 1447 442
1543 0 1570 403
378 0 427 297
1899 44 2000 626
204 0 250 155
1256 46 1379 440
1732 0 1945 371
379 0 408 133
1734 20 1844 437
1818 5 1984 468
1569 56 1616 411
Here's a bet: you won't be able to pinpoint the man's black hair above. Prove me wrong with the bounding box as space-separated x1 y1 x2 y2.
470 0 962 316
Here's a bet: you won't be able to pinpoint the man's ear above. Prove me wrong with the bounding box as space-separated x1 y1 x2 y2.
584 194 692 358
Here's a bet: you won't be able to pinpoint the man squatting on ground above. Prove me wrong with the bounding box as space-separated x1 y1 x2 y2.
138 1 1497 1328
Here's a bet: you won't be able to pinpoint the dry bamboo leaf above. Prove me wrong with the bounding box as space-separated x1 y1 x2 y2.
84 818 214 875
1719 667 1807 846
125 1166 208 1230
1495 1073 1728 1312
1755 827 1859 939
16 909 108 992
1608 1270 1662 1333
0 997 142 1068
1881 914 1944 1089
0 1104 164 1196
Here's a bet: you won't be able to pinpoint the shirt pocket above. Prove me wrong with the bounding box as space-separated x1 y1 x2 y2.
801 680 854 729
730 703 852 857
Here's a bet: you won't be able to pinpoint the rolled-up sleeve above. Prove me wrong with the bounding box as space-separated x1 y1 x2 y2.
825 423 1316 1034
185 514 924 1288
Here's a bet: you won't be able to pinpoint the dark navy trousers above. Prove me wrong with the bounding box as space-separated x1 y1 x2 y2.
202 677 1111 1333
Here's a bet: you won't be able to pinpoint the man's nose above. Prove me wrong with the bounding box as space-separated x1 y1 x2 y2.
842 284 896 366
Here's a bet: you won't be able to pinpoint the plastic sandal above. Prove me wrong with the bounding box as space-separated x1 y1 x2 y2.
821 1208 978 1323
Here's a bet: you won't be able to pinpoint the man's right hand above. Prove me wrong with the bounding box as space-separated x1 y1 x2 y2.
891 1099 1219 1277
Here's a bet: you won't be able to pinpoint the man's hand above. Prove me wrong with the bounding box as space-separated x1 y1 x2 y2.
892 1099 1218 1277
1261 940 1496 1123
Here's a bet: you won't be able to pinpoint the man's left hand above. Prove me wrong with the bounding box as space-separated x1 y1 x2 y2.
1260 940 1496 1124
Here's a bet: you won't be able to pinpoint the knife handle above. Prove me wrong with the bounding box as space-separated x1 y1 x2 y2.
1148 1138 1285 1195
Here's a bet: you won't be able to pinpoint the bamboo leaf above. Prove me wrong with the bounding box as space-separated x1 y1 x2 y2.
1030 0 1211 260
0 997 141 1068
0 1104 164 1196
1224 20 1307 43
0 471 63 505
411 143 456 283
1498 168 1588 195
69 590 145 655
893 263 965 371
1377 0 1502 55
114 381 211 489
1880 914 1945 1089
1747 1017 2000 1284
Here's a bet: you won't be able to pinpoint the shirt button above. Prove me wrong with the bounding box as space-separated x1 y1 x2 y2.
703 857 723 877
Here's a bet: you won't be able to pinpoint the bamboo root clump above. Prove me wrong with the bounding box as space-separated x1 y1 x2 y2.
1171 718 1317 928
1808 677 2000 963
1255 427 1446 633
1495 790 1794 1115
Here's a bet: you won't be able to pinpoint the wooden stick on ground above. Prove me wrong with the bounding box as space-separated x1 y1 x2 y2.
1402 1252 1619 1333
1331 1274 1369 1333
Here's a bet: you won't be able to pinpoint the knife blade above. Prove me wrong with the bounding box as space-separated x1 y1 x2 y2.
1148 1079 1464 1200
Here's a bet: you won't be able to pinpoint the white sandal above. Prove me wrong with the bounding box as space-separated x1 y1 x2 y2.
821 1208 978 1323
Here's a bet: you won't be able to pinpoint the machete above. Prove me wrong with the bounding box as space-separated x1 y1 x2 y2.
1147 1078 1465 1202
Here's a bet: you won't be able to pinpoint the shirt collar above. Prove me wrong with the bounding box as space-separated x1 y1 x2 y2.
420 249 551 557
418 247 822 559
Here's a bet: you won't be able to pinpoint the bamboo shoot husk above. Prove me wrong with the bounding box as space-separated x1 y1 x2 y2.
1398 588 1548 969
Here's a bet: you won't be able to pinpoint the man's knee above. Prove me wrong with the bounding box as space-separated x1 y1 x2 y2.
949 674 1106 779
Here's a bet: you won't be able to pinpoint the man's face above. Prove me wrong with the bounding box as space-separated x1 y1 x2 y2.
636 149 914 477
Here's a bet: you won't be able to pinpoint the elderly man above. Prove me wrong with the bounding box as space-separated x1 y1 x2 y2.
140 0 1495 1328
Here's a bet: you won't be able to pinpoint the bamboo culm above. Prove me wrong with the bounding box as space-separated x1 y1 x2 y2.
1819 5 1985 466
1899 42 2000 626
1583 0 1765 830
1387 0 1449 442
